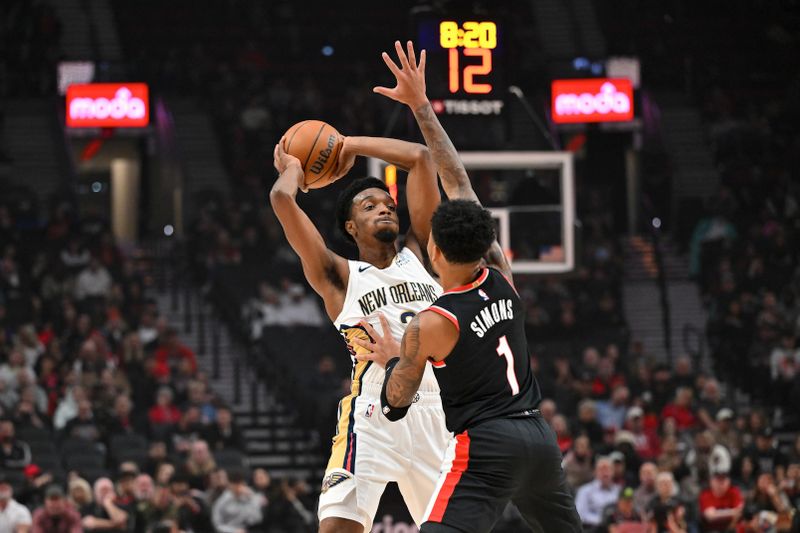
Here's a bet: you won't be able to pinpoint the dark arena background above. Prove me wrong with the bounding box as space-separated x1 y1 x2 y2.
1 0 800 532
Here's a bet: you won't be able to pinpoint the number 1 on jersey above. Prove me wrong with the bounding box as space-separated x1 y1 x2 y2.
496 335 520 395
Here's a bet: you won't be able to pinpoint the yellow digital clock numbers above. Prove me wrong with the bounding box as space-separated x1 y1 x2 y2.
440 21 497 49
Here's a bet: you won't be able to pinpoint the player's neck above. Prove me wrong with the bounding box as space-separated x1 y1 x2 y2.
439 264 483 292
357 243 396 269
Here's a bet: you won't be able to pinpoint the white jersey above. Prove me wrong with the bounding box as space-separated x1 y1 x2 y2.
334 246 441 391
321 247 450 530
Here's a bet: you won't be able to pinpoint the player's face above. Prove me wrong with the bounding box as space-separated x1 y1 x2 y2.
350 188 399 244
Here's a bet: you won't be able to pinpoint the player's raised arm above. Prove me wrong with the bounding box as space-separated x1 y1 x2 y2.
374 40 512 281
269 142 349 319
331 136 439 254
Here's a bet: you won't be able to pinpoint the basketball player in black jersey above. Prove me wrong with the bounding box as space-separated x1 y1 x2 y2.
355 41 582 533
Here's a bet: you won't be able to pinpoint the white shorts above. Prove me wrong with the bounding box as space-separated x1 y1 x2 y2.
318 381 451 531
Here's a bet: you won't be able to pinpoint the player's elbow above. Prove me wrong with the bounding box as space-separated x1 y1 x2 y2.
411 144 433 167
269 187 293 210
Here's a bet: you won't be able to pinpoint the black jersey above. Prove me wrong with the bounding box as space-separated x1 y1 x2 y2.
425 267 541 434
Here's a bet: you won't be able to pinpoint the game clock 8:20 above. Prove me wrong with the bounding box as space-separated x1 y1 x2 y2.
438 21 497 94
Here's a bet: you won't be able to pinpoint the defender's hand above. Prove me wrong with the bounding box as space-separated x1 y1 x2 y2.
373 41 428 110
353 313 401 368
330 136 356 181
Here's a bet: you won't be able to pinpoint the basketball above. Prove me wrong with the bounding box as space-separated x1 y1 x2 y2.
282 120 343 189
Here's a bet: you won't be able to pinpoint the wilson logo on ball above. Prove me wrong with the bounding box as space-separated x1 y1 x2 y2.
66 83 149 128
309 134 337 175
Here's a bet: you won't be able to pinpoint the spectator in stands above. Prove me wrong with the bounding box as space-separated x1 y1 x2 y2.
62 400 101 442
746 473 790 516
16 325 43 369
599 486 646 532
155 463 175 487
102 394 145 439
268 478 315 532
60 239 91 272
0 350 34 391
596 385 630 431
685 431 732 487
564 435 595 489
184 441 216 491
696 379 725 430
204 406 243 452
74 258 112 302
654 473 690 529
551 414 573 453
152 329 197 379
574 399 605 447
211 470 263 533
0 419 30 470
278 284 324 327
133 474 153 503
169 407 203 455
743 428 788 478
575 457 621 528
114 469 143 533
147 387 181 433
661 388 698 432
633 462 658 516
80 478 128 532
54 386 86 431
68 478 93 515
144 442 168 477
204 468 228 506
699 467 743 532
183 381 215 424
167 471 212 532
0 474 32 532
625 406 660 460
31 485 82 533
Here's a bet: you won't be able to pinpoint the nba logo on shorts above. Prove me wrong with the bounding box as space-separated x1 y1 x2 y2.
479 289 490 301
365 403 375 418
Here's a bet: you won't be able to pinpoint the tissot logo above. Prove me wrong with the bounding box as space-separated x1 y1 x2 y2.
551 78 633 124
66 83 149 128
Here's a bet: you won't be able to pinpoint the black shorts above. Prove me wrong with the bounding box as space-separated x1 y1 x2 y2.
420 415 581 533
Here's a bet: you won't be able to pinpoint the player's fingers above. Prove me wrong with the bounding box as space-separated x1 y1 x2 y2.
352 337 376 351
381 52 402 77
406 41 417 70
359 320 381 340
394 40 410 70
418 49 426 74
372 86 397 98
355 353 375 363
377 312 392 337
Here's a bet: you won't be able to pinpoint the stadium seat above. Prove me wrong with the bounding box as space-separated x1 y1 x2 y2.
213 449 247 470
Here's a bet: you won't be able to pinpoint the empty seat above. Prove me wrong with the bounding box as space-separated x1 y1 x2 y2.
17 426 52 444
213 449 247 470
60 438 106 459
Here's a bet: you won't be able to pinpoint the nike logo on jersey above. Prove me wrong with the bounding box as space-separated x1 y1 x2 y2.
358 265 372 272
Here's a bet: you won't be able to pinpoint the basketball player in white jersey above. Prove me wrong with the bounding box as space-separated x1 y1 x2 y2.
271 134 450 533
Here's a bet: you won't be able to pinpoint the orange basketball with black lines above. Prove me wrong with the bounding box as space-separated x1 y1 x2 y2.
282 120 343 189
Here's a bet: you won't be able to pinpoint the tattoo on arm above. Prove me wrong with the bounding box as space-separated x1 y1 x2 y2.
413 103 478 202
386 316 426 407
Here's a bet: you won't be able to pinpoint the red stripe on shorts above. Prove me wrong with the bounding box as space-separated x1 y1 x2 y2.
427 431 470 523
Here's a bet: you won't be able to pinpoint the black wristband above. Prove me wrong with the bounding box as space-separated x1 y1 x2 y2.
381 357 411 422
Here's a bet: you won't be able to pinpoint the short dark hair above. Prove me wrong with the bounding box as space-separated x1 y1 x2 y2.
335 177 390 243
431 200 495 264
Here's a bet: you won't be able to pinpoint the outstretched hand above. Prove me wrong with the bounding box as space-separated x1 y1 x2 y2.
373 40 428 110
352 313 401 368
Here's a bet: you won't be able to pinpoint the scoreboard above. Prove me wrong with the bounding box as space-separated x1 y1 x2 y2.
415 14 507 148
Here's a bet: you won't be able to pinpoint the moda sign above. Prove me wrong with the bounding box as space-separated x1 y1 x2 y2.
66 83 149 128
551 78 633 124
